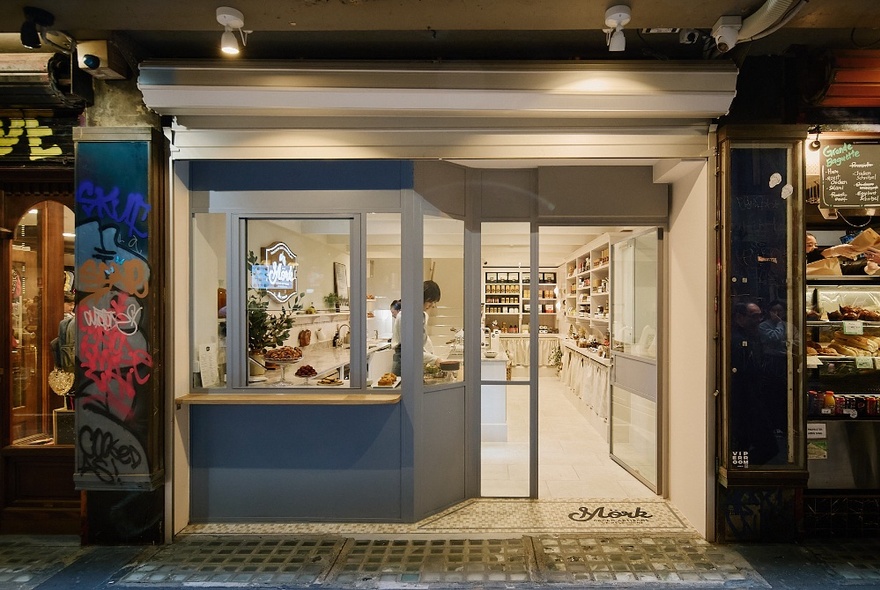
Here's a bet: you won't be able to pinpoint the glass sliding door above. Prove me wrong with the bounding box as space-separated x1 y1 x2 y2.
480 222 531 497
610 228 662 492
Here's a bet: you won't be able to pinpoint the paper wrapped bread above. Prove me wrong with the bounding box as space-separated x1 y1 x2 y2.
807 257 842 276
849 228 880 252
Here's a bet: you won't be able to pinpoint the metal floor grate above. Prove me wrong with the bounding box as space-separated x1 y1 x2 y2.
116 533 767 587
0 537 84 590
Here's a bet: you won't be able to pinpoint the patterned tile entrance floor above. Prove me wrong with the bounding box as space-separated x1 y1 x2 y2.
184 498 691 537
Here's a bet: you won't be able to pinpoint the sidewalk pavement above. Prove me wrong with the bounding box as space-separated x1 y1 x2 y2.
3 533 879 590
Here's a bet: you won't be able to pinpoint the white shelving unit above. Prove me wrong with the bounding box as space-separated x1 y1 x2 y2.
482 267 557 334
561 237 612 339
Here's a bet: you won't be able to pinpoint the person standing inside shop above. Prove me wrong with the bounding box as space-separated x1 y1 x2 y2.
807 232 880 274
390 299 402 375
391 282 442 376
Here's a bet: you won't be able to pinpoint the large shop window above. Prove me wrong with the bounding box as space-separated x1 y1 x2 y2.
192 211 403 391
720 139 806 478
421 210 464 386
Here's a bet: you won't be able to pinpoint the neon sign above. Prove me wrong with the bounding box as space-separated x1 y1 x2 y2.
251 242 299 303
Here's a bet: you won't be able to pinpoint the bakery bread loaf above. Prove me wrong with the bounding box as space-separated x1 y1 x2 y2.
378 372 397 386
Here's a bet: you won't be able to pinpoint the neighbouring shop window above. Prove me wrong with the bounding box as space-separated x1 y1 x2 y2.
9 202 75 445
725 145 802 470
422 210 464 386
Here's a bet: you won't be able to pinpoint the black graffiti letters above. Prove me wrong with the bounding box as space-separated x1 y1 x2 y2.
568 505 653 522
78 426 143 483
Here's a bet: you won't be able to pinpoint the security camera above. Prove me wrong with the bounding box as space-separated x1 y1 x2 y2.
76 40 127 79
82 54 101 69
679 29 699 45
711 16 742 53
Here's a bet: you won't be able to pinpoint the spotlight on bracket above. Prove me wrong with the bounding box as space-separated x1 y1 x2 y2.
216 6 249 56
604 5 631 52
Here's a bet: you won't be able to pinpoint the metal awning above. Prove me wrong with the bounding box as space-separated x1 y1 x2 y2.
138 60 738 160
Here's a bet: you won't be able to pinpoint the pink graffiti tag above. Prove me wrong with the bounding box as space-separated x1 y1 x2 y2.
78 316 153 422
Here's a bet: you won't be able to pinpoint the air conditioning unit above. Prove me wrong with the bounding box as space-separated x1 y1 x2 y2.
76 40 127 80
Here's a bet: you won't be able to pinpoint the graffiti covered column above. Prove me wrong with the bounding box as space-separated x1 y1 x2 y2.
73 127 166 543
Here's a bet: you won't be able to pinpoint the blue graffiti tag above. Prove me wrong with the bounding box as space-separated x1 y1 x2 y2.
76 180 151 240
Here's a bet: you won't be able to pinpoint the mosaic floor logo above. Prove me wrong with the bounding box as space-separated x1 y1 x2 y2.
568 505 653 523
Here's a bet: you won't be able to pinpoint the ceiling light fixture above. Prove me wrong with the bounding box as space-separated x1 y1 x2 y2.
216 6 248 56
808 125 822 151
604 5 631 52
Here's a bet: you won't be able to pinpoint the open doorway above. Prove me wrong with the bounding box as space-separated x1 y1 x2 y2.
479 223 658 500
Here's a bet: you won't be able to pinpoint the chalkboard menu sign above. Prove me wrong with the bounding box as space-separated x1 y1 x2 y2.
821 141 880 208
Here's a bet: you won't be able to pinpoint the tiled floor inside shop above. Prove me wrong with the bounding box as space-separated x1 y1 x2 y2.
482 365 656 499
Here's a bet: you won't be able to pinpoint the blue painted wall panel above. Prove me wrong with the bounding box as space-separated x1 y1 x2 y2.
190 404 402 521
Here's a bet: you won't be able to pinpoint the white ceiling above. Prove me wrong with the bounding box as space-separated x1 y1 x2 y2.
1 0 874 61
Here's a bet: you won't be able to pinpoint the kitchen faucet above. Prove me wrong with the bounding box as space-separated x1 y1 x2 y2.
334 324 350 347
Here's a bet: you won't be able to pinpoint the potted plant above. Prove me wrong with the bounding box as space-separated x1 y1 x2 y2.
323 291 340 312
246 251 302 373
549 342 563 374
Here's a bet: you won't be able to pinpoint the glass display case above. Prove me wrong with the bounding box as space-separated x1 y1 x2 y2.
805 281 880 489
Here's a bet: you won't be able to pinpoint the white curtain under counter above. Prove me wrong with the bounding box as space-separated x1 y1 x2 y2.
494 333 561 367
560 340 611 442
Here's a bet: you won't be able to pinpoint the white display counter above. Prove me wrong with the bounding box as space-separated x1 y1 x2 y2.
481 349 510 442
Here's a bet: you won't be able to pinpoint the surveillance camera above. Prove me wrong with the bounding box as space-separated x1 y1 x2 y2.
679 29 699 44
711 16 741 53
82 54 101 69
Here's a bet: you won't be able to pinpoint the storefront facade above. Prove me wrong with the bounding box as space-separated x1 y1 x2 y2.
15 56 875 545
124 60 735 541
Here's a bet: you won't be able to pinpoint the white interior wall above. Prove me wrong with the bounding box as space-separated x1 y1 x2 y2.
424 257 465 343
367 258 402 339
191 215 223 369
666 162 712 538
